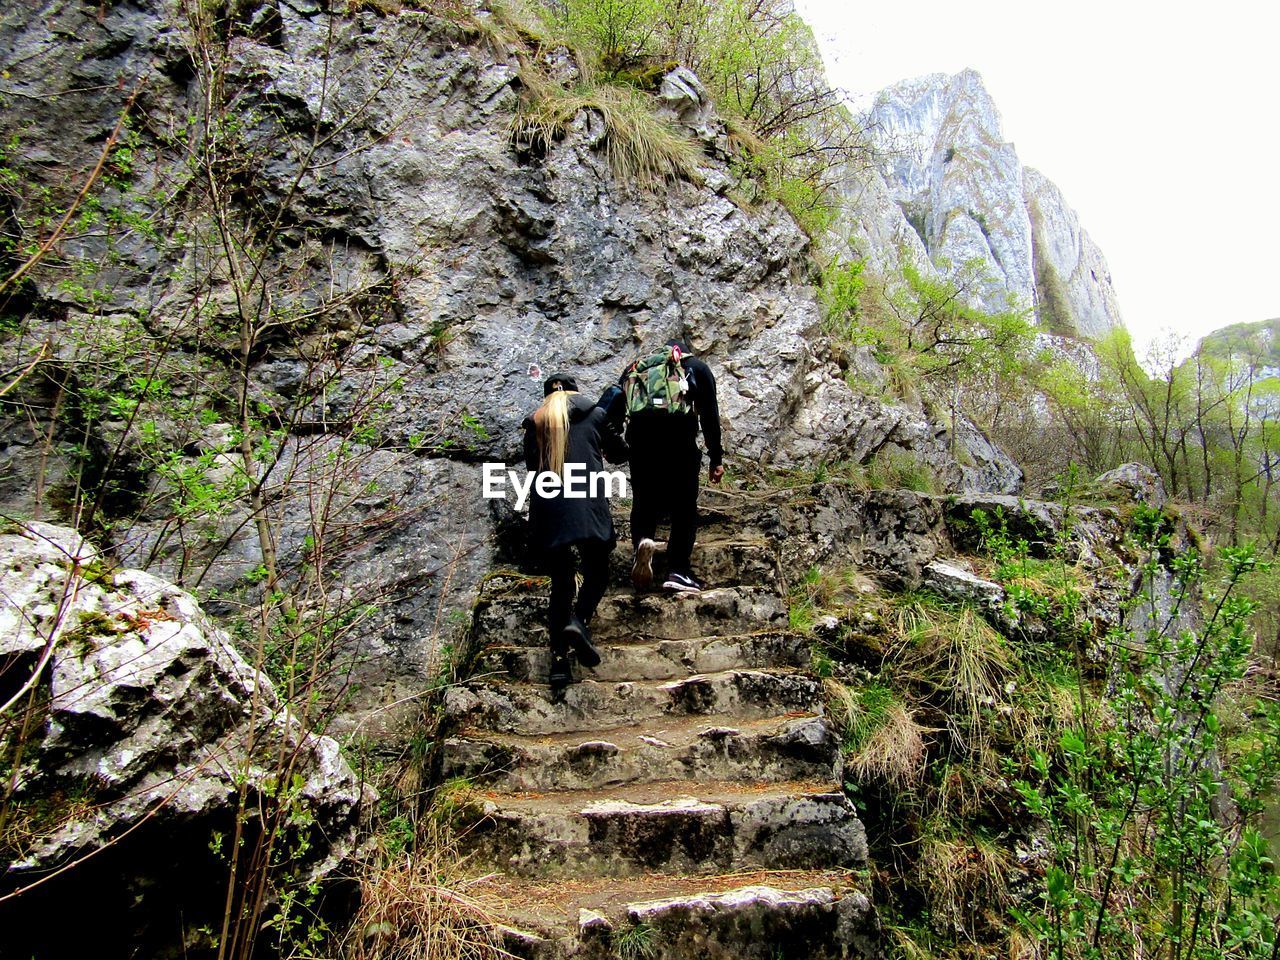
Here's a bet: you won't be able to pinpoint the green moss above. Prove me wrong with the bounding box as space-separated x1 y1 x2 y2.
80 558 117 588
60 610 119 657
1034 259 1075 337
614 59 679 90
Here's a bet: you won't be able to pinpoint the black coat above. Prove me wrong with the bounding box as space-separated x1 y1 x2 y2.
522 391 623 552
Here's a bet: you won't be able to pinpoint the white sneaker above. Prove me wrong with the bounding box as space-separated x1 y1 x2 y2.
631 538 657 590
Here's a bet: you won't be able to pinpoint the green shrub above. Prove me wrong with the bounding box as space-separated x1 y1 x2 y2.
1013 517 1280 959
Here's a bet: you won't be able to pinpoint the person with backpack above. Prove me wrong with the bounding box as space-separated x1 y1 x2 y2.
619 339 723 593
522 373 625 689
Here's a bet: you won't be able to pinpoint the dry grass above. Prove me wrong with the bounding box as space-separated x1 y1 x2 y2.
346 0 467 14
344 822 515 960
470 0 704 188
724 113 769 160
932 753 1002 823
893 599 1015 752
0 786 97 862
916 829 1012 944
847 700 929 786
826 679 929 786
866 447 938 494
470 0 557 56
515 82 703 186
788 563 873 631
885 926 936 960
1008 675 1077 755
1005 926 1049 960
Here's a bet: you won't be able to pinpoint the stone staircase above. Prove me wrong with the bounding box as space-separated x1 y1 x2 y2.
441 507 877 959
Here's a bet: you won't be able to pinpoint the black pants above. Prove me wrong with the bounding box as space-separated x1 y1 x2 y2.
546 539 611 652
627 427 702 576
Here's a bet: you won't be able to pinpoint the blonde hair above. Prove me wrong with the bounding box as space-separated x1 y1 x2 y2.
533 389 575 476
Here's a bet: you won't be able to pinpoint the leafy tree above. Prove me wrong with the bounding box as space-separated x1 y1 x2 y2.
1015 510 1280 960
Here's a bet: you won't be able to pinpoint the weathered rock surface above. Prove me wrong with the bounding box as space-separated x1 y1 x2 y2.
866 70 1034 311
1095 462 1168 509
625 884 879 960
1024 167 1125 340
0 521 367 957
922 559 1005 610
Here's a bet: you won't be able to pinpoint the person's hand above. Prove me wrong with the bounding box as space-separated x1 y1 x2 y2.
709 464 725 484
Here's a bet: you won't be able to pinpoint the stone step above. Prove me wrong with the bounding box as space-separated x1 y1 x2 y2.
443 712 839 791
443 669 824 736
474 585 787 647
482 870 875 960
475 631 811 683
606 536 779 590
459 780 867 879
609 499 760 541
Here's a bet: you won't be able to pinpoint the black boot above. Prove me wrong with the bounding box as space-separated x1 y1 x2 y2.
562 614 601 668
549 650 574 692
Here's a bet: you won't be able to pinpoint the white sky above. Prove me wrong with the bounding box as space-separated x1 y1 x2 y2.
794 0 1280 359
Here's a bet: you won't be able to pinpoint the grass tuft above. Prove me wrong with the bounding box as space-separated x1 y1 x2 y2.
893 597 1014 751
471 0 552 50
514 82 704 187
614 920 659 959
344 821 512 960
866 447 938 493
915 828 1013 945
787 563 871 632
827 679 929 786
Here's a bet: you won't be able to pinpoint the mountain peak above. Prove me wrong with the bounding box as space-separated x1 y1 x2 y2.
834 70 1125 340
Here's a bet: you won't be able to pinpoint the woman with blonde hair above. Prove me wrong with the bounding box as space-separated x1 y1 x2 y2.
522 373 626 690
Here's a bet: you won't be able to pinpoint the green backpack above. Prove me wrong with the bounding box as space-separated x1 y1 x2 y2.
623 346 694 416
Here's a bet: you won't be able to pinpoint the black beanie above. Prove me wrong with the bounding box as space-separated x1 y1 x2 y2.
543 373 578 396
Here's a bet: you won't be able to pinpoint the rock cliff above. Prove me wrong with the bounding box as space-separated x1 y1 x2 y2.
831 69 1125 340
2 3 1180 956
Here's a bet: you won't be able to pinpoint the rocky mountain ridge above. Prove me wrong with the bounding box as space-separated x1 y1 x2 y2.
830 68 1125 341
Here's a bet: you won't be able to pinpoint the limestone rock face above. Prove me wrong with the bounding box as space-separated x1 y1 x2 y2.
1024 167 1125 340
866 70 1033 311
655 66 727 148
627 885 879 960
0 522 366 957
835 69 1124 341
1095 462 1168 509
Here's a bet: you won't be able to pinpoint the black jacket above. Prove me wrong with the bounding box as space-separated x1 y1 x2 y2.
617 349 723 468
521 391 623 552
